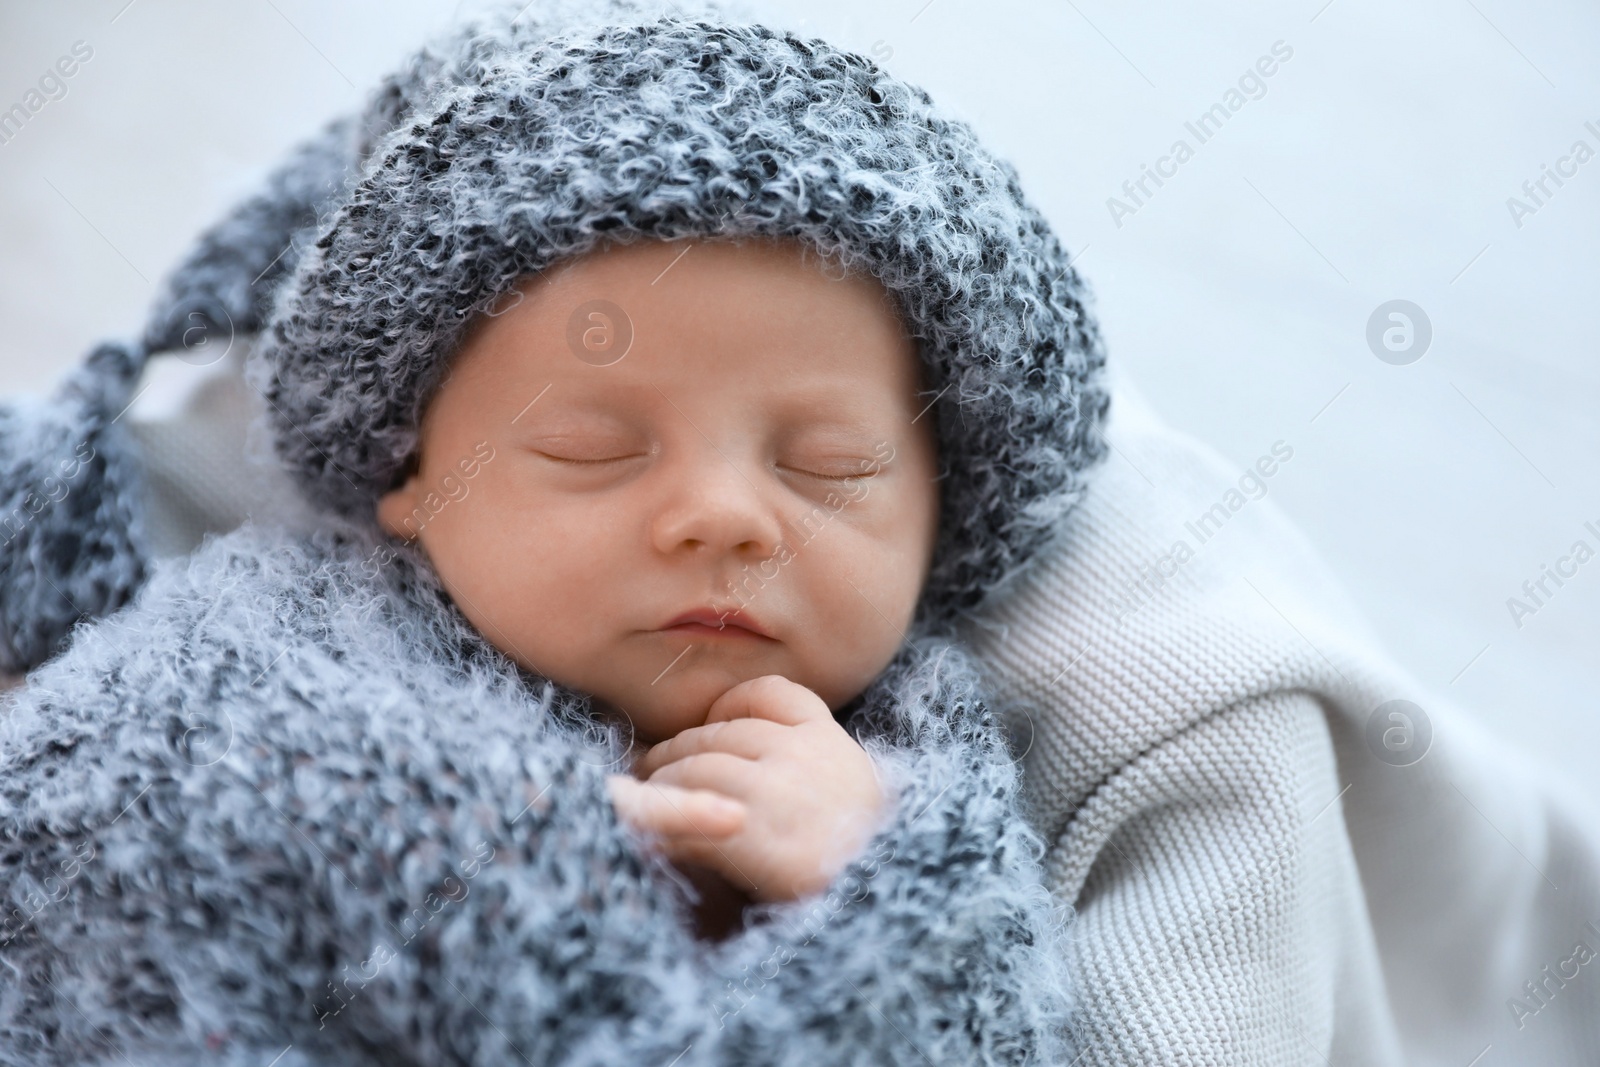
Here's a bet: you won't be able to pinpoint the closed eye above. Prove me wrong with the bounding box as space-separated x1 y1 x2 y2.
779 464 880 482
532 451 642 466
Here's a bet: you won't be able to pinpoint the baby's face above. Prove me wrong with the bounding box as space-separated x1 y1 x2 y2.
377 237 941 747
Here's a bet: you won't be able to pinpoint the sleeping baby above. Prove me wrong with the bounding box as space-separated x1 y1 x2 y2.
371 235 936 941
0 2 1109 1063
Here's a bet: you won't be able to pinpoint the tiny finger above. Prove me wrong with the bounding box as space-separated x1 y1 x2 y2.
607 776 746 839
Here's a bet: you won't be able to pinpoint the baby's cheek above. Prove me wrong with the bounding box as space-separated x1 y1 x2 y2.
800 604 906 711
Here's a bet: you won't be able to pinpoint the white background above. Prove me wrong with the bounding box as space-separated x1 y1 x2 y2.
2 0 1595 804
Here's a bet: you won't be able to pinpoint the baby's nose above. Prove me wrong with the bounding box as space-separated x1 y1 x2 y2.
648 455 785 558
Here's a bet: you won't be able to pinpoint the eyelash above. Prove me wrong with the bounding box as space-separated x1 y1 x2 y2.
780 465 874 482
537 452 874 481
538 453 634 466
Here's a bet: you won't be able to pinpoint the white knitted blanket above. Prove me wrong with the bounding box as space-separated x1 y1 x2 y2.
959 364 1600 1065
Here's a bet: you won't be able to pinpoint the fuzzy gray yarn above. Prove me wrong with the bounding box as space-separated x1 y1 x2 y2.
0 516 1077 1065
249 1 1111 633
0 341 151 675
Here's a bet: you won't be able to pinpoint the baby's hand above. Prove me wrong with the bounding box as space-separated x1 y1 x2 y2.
605 675 890 904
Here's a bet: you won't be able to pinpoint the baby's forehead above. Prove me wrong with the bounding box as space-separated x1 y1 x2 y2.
448 238 934 423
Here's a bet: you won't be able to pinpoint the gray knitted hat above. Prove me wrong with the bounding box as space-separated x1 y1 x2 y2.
0 0 1110 672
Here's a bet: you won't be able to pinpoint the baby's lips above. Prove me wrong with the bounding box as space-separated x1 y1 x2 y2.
658 605 775 639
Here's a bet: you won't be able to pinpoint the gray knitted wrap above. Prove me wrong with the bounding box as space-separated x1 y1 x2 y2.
0 516 1079 1065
